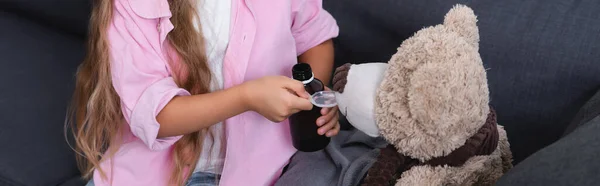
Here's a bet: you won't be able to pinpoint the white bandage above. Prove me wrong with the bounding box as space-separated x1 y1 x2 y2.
336 63 388 137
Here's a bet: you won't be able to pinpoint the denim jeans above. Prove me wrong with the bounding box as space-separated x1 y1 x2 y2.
185 171 221 186
85 171 220 186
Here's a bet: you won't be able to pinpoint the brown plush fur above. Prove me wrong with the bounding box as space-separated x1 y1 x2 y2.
375 4 490 162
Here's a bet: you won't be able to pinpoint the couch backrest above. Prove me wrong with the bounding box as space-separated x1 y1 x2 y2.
1 0 90 37
0 0 90 185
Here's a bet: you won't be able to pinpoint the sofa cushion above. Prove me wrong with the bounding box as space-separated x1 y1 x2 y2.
0 10 84 185
496 112 600 186
324 0 600 163
563 89 600 136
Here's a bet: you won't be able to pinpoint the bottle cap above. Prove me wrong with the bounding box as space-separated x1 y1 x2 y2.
292 63 313 82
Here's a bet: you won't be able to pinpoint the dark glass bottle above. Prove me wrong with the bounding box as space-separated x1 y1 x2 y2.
289 63 330 152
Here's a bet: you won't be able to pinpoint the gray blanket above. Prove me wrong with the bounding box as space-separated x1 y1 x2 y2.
275 129 388 186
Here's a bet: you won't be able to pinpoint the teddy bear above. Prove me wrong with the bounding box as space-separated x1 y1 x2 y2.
331 5 513 186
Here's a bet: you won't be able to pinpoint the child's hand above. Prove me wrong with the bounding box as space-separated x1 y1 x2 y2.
316 87 340 137
242 76 314 122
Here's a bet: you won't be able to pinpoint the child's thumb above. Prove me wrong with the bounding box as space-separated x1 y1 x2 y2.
291 96 314 111
282 78 310 99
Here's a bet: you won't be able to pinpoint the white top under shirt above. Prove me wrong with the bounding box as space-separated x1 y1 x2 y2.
192 0 231 174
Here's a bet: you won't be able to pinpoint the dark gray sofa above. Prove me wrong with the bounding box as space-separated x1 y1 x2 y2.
0 1 90 186
1 0 599 185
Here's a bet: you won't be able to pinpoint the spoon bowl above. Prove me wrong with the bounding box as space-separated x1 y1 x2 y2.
309 91 339 108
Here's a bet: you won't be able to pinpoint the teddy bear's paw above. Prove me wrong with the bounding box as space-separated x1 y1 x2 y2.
333 63 352 93
395 165 451 186
497 125 514 172
468 148 508 185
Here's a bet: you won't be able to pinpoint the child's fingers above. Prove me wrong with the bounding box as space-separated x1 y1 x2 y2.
318 111 339 136
318 120 336 135
326 122 340 137
321 106 337 116
291 96 314 111
321 107 330 115
282 77 310 98
317 107 338 126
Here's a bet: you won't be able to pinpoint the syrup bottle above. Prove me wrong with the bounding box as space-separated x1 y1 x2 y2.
289 63 330 152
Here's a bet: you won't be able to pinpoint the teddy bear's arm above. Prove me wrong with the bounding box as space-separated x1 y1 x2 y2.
332 63 352 93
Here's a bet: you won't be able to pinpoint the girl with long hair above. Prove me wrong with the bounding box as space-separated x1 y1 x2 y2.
68 0 340 185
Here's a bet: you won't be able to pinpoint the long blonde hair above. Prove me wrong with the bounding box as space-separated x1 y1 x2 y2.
67 0 211 185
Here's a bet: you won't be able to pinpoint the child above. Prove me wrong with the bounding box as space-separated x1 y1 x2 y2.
68 0 340 185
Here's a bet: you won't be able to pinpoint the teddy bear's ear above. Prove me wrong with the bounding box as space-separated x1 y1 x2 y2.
444 4 479 49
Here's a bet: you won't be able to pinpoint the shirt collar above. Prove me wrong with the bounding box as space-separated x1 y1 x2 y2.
128 0 172 19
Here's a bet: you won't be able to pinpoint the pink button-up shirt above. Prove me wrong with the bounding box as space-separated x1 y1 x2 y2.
92 0 339 185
